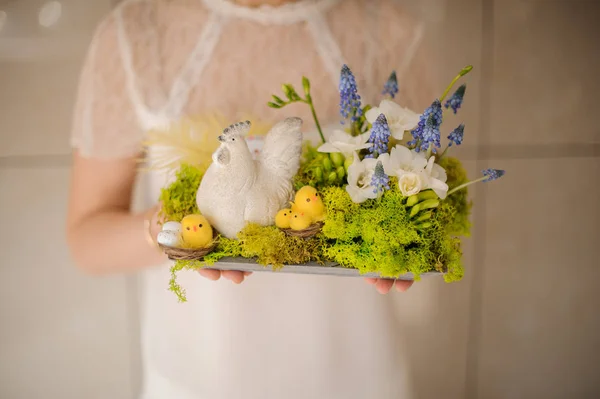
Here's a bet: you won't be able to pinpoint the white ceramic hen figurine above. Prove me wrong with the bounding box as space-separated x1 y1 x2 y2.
196 117 304 239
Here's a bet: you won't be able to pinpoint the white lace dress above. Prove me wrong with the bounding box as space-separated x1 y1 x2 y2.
71 1 438 398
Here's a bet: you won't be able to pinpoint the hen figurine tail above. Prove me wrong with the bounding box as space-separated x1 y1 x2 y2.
259 117 304 181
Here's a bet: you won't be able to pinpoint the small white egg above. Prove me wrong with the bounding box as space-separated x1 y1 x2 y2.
157 230 181 248
162 221 182 233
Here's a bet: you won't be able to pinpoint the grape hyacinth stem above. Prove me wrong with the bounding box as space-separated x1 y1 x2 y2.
447 168 505 196
440 65 473 102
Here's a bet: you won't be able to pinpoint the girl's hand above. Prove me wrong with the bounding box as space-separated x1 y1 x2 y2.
198 269 252 284
364 278 413 294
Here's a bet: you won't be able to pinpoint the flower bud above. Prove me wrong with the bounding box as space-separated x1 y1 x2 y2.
282 84 296 100
327 171 337 183
344 155 353 171
322 157 332 172
415 211 432 223
314 167 323 182
330 152 344 167
416 222 432 230
302 76 311 96
410 199 439 217
417 190 438 202
406 195 419 207
459 65 473 76
272 95 285 105
336 166 345 180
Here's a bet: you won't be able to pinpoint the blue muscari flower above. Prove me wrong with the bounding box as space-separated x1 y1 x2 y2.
365 114 391 158
371 161 390 194
448 124 465 146
483 168 505 182
339 64 362 122
444 84 466 114
382 71 398 98
408 99 443 152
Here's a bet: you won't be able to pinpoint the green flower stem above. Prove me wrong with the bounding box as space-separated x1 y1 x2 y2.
269 78 326 144
447 175 487 196
440 65 473 102
437 145 450 160
305 93 326 144
426 142 434 159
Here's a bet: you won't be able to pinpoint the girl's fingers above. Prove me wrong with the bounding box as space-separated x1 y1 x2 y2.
222 270 245 284
395 280 414 292
375 279 394 294
198 269 221 281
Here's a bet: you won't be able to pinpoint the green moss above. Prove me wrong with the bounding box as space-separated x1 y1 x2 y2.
238 224 326 268
159 164 204 223
438 156 472 236
319 183 466 281
164 156 474 301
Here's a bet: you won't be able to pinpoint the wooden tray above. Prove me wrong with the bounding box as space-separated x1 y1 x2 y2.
201 257 443 280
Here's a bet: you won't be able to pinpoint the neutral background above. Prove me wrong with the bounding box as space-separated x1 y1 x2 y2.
0 0 598 398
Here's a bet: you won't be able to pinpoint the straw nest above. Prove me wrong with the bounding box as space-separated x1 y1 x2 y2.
280 222 324 238
158 231 219 261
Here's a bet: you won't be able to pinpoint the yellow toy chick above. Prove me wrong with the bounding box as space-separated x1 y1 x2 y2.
292 185 326 222
275 208 293 229
289 211 312 231
180 214 213 249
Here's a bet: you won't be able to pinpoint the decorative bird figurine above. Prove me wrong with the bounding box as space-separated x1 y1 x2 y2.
289 211 313 231
275 208 293 229
180 214 213 249
290 185 326 222
196 117 304 239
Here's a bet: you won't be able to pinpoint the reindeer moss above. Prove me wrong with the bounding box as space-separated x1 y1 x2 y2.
319 181 467 282
238 224 326 267
438 156 472 236
159 163 204 223
165 157 472 301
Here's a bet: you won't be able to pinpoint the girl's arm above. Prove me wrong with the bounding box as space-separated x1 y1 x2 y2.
65 151 164 274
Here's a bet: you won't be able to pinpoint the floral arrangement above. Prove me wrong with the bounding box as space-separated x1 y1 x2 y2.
156 64 505 302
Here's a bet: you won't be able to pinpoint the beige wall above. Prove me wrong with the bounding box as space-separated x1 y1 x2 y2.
0 1 598 398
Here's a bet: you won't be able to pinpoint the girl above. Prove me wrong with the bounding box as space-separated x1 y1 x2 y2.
67 1 436 397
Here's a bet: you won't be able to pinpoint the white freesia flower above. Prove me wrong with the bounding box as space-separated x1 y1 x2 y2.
317 129 372 157
365 99 420 141
345 155 380 204
423 156 449 199
380 145 449 198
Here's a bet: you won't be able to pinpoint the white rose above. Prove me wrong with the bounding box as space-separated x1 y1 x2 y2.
397 172 424 196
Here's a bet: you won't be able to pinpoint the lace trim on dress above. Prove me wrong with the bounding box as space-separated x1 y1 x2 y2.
201 0 341 26
163 12 225 119
305 12 347 88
